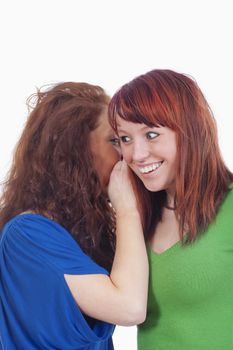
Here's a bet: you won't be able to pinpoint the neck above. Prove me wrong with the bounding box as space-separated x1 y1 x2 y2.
165 189 176 210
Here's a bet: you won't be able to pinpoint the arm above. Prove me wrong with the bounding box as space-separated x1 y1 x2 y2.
64 160 148 326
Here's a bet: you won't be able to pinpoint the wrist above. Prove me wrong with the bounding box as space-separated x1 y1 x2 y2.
115 208 140 219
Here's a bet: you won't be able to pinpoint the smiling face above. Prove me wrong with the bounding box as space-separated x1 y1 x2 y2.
90 107 120 188
116 116 177 196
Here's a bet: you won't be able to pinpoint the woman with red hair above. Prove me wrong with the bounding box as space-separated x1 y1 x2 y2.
0 82 148 349
109 69 233 350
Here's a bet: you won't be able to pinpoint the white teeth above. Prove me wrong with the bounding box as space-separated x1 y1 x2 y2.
139 162 162 174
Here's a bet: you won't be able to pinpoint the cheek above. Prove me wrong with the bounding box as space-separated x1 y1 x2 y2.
167 146 177 164
160 139 177 162
104 148 120 172
109 148 121 166
101 149 120 186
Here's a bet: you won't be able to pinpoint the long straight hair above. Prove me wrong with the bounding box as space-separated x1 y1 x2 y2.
109 69 233 241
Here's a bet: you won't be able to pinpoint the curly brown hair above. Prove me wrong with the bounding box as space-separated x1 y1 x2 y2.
0 82 116 271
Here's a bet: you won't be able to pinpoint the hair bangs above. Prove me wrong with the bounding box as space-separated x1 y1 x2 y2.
109 76 186 136
109 89 169 135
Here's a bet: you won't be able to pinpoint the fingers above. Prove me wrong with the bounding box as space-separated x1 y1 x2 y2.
112 159 127 172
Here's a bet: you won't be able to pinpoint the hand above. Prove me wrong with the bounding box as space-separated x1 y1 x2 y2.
108 160 138 214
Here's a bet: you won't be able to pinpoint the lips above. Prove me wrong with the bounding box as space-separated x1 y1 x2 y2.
138 161 163 174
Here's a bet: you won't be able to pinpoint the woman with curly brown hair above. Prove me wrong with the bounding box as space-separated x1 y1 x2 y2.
0 82 148 349
108 69 233 350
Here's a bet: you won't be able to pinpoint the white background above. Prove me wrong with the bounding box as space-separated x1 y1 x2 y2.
0 1 232 349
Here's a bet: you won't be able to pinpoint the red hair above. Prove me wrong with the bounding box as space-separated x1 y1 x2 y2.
0 82 115 270
109 69 233 241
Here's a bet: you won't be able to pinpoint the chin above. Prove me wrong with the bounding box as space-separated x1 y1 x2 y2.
145 185 162 193
141 180 166 193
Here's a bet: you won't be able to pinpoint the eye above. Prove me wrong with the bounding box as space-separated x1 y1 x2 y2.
146 131 159 140
119 135 131 143
109 137 120 147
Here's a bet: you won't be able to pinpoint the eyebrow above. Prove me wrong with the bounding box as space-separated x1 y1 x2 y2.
117 125 159 132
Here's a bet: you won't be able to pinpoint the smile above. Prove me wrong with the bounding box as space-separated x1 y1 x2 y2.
138 161 163 174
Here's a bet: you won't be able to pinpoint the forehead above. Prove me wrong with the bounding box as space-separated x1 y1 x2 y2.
116 115 150 131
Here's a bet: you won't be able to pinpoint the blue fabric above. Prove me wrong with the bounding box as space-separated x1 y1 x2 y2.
0 214 115 349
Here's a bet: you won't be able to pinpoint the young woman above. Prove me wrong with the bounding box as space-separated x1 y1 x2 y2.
0 82 148 350
108 69 233 350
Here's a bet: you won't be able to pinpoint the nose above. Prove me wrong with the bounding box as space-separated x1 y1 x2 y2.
131 140 150 162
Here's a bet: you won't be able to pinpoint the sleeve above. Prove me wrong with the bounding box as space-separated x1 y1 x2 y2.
7 214 109 276
0 214 115 348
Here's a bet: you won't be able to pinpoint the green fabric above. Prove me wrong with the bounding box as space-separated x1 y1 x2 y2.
138 186 233 350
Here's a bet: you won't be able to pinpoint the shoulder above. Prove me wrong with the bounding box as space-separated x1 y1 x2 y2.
2 213 75 247
1 213 108 276
219 185 233 213
213 184 233 229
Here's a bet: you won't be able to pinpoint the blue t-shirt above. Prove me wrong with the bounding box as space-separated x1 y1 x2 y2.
0 214 115 349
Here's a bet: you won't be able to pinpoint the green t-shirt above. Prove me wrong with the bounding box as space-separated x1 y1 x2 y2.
138 186 233 350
